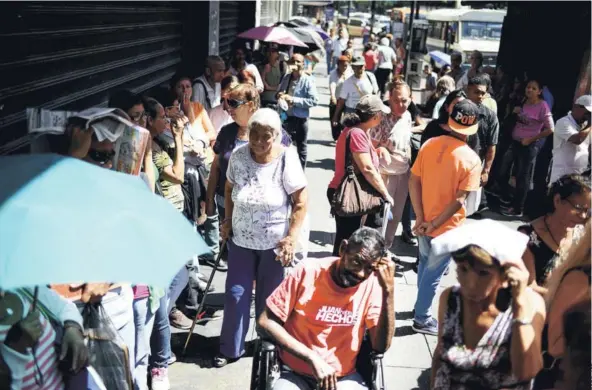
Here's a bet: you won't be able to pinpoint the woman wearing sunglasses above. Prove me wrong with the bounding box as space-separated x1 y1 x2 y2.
215 108 308 368
209 75 240 134
517 174 591 296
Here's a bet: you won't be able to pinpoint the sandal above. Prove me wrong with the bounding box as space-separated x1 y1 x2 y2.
213 354 238 368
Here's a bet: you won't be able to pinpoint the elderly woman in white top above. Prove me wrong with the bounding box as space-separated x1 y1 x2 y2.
214 108 308 367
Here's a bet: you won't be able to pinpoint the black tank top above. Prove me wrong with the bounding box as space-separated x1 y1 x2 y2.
518 224 559 285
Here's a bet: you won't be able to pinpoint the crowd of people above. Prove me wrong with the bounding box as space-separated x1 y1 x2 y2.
0 21 590 390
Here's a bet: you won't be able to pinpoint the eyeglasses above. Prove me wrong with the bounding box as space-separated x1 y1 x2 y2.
130 111 146 121
88 149 115 164
225 98 247 109
565 198 591 217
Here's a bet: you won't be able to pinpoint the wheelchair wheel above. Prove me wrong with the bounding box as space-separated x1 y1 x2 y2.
258 349 276 390
250 339 261 390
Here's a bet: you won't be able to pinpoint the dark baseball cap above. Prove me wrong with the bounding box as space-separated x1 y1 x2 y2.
356 95 391 115
447 99 479 135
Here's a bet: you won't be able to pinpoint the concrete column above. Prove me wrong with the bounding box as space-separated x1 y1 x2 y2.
208 1 220 55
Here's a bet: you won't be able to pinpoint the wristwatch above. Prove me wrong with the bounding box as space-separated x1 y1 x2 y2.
512 317 532 326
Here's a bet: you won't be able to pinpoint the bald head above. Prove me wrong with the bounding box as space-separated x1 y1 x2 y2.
288 54 305 74
205 55 225 83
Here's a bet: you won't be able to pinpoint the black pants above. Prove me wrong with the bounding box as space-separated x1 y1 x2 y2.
375 68 391 97
327 188 380 256
284 116 309 169
496 140 541 212
329 103 343 141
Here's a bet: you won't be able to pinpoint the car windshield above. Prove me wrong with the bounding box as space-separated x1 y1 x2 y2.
461 21 502 40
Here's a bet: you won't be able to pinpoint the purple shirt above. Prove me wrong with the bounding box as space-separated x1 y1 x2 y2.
512 100 554 141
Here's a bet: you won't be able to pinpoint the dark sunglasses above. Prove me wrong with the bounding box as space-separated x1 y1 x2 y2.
88 149 115 164
225 98 247 109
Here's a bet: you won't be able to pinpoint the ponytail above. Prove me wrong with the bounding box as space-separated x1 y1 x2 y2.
341 113 362 128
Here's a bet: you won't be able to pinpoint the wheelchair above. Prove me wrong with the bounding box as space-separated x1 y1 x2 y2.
249 333 386 390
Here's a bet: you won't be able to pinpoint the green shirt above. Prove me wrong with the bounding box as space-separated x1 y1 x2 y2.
152 141 184 211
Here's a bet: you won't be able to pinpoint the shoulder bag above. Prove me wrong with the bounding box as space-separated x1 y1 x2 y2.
333 131 384 217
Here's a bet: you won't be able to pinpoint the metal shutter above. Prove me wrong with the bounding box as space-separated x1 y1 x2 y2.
0 2 183 150
260 1 282 27
218 1 241 61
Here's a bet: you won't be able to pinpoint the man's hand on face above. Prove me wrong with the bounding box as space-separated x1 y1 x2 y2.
373 257 395 293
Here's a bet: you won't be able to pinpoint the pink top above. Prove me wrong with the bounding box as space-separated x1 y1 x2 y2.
133 285 150 300
512 100 554 141
364 50 377 70
329 127 379 189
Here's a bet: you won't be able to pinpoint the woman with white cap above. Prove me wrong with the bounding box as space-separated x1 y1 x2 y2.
430 219 546 389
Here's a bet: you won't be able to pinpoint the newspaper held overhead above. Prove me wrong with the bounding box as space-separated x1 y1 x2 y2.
27 107 150 176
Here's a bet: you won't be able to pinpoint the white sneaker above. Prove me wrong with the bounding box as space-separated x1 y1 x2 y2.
151 368 170 390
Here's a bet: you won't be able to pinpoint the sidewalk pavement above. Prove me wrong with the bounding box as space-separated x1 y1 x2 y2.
168 62 522 390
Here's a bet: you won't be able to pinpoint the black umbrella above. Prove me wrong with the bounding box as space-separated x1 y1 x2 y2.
273 22 325 53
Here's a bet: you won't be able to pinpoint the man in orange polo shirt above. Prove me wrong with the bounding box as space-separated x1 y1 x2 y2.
408 99 482 335
258 227 395 390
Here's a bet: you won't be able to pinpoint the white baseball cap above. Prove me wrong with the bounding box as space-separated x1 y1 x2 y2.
575 95 592 112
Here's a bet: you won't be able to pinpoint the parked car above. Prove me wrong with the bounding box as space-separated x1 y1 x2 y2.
337 16 367 37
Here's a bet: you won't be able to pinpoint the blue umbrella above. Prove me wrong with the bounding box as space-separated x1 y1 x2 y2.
0 153 208 290
428 50 452 67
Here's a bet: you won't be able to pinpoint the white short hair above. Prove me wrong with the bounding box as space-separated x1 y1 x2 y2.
248 108 283 144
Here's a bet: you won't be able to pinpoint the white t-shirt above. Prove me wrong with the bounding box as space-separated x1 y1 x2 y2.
227 145 307 250
209 104 233 133
332 38 348 58
192 75 221 111
339 73 379 109
329 67 354 100
377 45 396 70
229 63 264 93
550 113 591 184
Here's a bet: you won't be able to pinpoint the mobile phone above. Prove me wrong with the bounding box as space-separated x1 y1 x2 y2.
495 287 512 312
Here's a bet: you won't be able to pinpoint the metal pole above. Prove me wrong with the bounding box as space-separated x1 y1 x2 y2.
370 0 376 32
347 0 351 24
404 1 416 83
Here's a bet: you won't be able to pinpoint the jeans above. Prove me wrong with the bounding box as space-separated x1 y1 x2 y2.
284 116 309 169
200 214 220 260
133 297 156 390
168 265 190 314
149 293 171 370
383 172 410 249
273 370 366 389
496 140 541 212
413 235 451 324
326 51 333 72
219 240 285 358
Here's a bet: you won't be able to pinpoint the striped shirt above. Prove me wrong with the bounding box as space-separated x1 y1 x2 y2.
0 293 64 390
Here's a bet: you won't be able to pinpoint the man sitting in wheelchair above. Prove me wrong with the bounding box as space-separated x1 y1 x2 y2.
258 227 395 390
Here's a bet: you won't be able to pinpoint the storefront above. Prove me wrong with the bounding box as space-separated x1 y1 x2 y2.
0 1 259 153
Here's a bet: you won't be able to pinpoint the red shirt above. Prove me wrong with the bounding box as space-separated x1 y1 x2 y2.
329 127 379 189
266 257 383 377
363 50 377 70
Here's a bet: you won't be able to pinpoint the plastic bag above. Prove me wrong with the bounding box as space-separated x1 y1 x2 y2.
82 303 132 390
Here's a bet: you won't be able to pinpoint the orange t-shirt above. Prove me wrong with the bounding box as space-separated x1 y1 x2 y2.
266 257 383 378
410 135 481 237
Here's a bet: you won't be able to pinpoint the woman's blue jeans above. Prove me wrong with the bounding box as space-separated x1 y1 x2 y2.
149 293 171 369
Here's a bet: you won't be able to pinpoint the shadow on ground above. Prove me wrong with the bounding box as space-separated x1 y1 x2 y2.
172 333 257 369
306 158 333 170
411 369 431 390
307 139 335 147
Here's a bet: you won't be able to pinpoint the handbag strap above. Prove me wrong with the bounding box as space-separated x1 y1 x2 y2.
19 288 60 325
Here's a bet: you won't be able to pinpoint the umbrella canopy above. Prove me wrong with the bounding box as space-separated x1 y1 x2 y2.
238 26 308 48
0 154 208 290
429 50 451 67
273 22 325 53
